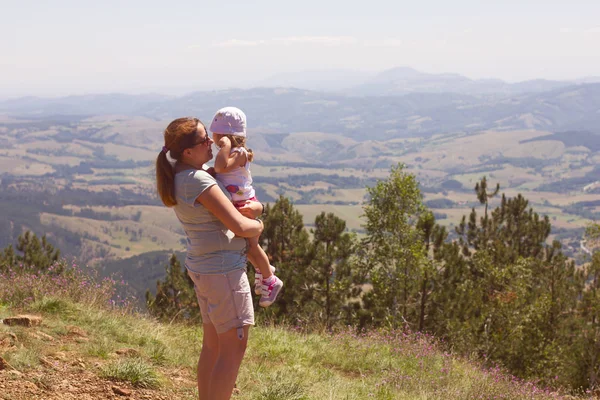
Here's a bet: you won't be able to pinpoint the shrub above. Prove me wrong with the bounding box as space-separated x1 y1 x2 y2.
0 259 131 311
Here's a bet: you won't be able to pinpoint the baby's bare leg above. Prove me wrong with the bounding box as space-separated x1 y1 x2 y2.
247 235 272 279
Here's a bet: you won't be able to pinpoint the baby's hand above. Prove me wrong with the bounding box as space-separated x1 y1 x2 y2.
217 136 231 149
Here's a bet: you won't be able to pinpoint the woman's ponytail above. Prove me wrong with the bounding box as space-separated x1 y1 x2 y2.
156 150 176 207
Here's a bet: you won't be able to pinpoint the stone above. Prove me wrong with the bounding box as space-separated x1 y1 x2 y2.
112 385 132 396
0 332 17 344
36 331 55 341
3 315 42 327
67 326 88 337
39 357 56 369
0 356 12 370
0 336 15 350
115 348 140 357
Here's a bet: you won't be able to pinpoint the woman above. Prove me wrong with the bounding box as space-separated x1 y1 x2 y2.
156 117 264 400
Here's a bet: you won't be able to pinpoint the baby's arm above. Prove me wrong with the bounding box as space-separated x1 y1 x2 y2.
214 137 245 173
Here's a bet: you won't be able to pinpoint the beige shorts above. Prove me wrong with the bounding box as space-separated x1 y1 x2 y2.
187 268 255 334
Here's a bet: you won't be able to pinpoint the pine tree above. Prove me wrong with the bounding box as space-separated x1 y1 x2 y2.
309 212 357 330
0 245 16 272
360 164 426 329
567 223 600 390
456 186 551 266
0 231 61 272
438 180 580 385
475 175 500 220
260 196 311 319
146 254 199 322
415 211 446 332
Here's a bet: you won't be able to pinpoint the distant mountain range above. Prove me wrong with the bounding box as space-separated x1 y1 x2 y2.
259 69 374 92
1 74 599 141
262 66 600 96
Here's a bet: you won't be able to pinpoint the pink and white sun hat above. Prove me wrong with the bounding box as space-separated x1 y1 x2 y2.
209 106 247 137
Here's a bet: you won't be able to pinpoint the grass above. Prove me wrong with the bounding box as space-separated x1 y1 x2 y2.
0 290 597 399
85 337 114 359
100 358 161 388
29 297 73 315
3 264 596 399
3 254 600 398
254 372 309 400
4 342 42 370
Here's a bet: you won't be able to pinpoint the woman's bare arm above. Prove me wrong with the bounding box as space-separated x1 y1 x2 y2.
196 185 263 238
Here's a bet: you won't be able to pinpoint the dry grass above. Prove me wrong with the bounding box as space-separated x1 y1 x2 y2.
296 204 365 231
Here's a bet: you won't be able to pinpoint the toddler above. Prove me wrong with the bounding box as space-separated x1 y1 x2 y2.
209 106 283 307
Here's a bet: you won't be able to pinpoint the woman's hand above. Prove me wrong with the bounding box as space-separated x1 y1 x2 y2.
237 201 264 219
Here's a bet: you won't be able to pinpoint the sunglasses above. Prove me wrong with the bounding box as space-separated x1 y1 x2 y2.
194 134 212 146
186 117 212 148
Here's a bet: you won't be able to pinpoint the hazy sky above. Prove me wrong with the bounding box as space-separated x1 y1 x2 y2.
1 0 599 97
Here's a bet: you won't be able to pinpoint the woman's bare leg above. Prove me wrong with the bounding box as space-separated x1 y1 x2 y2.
198 323 219 400
209 326 250 400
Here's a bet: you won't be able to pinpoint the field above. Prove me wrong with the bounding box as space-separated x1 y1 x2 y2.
296 204 365 231
40 211 185 260
0 115 597 265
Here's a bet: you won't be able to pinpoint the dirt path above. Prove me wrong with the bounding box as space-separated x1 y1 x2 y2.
0 362 196 400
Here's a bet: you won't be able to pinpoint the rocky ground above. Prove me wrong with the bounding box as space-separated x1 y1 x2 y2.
0 315 198 400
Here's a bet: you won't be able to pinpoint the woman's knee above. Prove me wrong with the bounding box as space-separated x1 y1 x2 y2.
218 326 249 356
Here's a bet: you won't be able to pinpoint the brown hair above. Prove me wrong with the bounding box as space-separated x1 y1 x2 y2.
156 117 206 207
225 134 254 162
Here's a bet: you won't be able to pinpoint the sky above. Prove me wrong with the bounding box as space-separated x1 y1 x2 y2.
1 0 599 98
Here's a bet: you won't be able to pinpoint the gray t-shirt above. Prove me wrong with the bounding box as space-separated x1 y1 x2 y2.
173 168 248 275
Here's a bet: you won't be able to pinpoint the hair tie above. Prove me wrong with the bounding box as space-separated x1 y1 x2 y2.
162 146 168 153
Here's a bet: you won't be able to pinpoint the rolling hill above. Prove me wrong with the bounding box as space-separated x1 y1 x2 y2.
2 83 599 140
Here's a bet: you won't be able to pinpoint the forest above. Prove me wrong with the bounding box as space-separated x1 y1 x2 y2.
3 164 599 393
